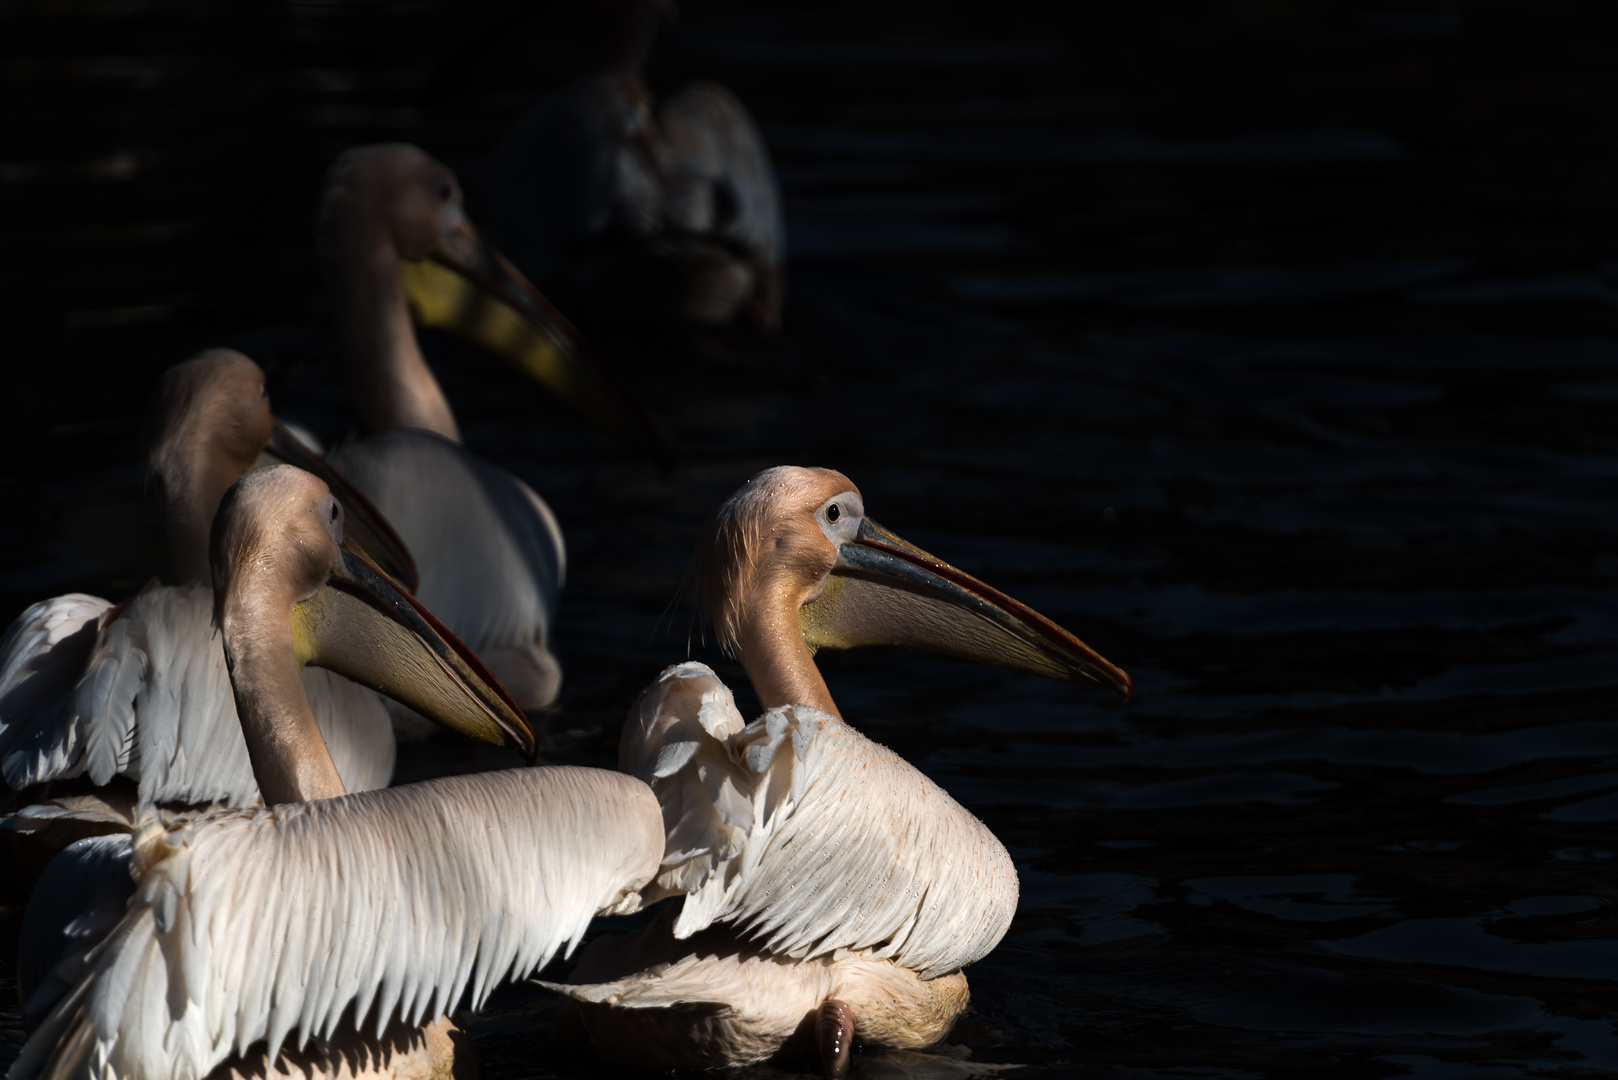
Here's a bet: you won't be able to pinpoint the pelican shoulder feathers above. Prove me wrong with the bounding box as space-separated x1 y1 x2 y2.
16 767 662 1080
624 662 1018 980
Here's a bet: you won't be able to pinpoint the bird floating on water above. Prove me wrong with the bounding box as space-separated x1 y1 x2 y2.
11 466 654 1080
317 142 665 713
548 466 1131 1074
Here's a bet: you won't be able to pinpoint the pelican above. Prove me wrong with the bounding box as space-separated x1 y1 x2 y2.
483 67 785 330
11 466 666 1080
546 466 1132 1074
316 142 664 712
415 0 783 329
0 350 420 847
11 467 1128 1079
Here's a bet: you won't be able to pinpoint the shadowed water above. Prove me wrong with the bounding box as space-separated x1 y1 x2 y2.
3 1 1618 1077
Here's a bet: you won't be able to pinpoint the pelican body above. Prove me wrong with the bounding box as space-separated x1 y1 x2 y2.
549 466 1131 1075
317 143 664 712
0 351 418 856
13 466 662 1080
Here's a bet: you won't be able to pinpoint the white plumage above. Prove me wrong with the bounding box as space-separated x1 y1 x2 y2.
547 466 1133 1073
0 584 393 809
328 430 564 711
542 662 1017 1071
14 766 663 1080
624 663 1018 978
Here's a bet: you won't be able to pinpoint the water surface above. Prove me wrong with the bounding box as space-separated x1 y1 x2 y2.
3 2 1618 1077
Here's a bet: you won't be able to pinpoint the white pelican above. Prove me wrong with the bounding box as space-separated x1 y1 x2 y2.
12 466 662 1080
316 142 664 712
546 466 1132 1075
0 350 421 846
484 71 785 330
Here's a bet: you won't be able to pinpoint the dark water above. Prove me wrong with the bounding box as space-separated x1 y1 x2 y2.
5 2 1618 1076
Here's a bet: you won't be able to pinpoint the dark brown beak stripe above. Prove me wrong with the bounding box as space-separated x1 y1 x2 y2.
854 537 1133 702
345 545 538 759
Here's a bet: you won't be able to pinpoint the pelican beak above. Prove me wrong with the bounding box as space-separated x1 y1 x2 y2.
798 519 1133 701
399 217 669 465
261 420 421 593
291 543 536 757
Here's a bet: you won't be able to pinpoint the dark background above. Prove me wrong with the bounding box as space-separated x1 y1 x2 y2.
4 1 1618 1077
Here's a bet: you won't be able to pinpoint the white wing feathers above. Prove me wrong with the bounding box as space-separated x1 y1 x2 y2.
18 767 663 1080
0 584 395 807
622 664 1019 981
0 594 114 793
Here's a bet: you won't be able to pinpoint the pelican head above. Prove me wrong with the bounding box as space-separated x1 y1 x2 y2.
141 348 417 589
321 143 665 460
320 143 466 263
698 466 1132 714
211 465 533 803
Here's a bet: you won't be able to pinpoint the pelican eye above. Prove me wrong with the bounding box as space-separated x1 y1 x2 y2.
436 179 454 203
827 503 841 523
330 504 339 522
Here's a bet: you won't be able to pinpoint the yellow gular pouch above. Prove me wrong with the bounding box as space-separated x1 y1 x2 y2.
796 573 855 656
398 256 571 397
397 253 665 463
286 580 516 749
289 586 325 671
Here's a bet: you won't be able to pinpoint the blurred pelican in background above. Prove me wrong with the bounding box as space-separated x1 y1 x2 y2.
548 466 1132 1075
0 351 418 862
419 0 785 330
10 466 655 1080
483 67 785 331
317 142 665 713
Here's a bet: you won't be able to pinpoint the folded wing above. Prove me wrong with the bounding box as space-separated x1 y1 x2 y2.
622 663 1019 980
16 766 663 1080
